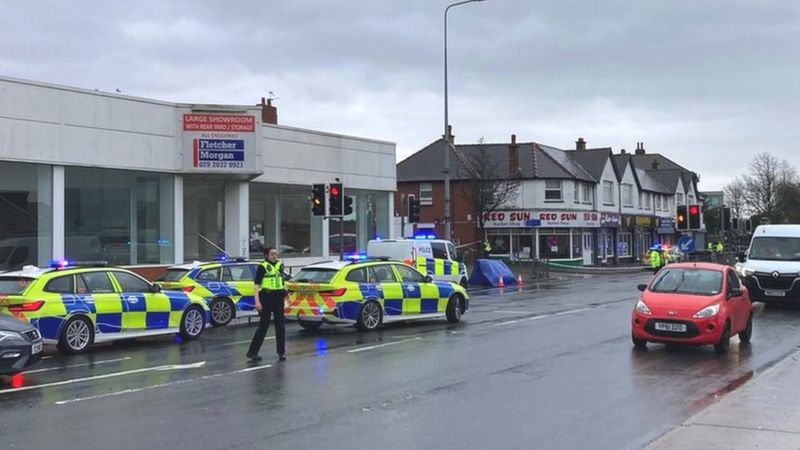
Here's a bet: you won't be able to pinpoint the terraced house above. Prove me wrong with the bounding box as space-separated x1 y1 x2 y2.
396 135 702 266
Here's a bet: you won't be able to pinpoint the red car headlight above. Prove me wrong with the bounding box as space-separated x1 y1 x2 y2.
693 303 720 319
635 300 651 315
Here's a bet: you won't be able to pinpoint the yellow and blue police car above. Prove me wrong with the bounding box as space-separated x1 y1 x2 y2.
0 261 209 354
155 258 260 327
285 257 469 331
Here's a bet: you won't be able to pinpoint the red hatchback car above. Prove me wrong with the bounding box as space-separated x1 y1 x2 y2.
631 263 753 354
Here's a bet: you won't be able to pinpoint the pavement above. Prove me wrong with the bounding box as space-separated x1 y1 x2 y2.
646 347 800 450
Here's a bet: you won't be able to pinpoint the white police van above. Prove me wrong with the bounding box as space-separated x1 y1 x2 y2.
366 237 469 288
739 224 800 304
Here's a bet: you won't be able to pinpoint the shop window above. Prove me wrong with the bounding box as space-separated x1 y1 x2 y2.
0 162 53 270
618 232 632 257
545 180 562 202
539 233 570 259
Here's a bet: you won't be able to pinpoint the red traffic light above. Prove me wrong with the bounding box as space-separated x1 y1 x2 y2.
689 205 699 215
329 186 339 197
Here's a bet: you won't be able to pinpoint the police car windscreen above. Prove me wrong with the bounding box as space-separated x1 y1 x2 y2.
292 268 337 283
158 269 189 282
0 277 34 295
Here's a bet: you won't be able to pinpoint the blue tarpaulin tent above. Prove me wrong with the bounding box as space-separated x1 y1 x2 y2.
468 259 517 287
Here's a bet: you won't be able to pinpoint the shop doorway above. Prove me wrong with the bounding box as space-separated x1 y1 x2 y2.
582 232 594 266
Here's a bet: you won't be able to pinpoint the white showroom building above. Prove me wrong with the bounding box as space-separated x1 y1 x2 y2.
0 76 396 273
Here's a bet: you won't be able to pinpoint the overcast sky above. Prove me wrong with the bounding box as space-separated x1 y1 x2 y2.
2 1 799 190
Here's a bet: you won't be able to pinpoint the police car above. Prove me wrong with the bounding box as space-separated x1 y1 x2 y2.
0 261 209 354
366 237 469 288
285 257 469 331
155 258 260 327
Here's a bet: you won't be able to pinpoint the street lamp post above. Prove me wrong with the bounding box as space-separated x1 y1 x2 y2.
444 0 485 241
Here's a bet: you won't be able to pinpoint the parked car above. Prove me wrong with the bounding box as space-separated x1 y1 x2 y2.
631 262 752 354
0 313 43 375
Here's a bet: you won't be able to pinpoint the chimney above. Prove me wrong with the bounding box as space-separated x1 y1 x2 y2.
620 148 626 154
576 137 586 150
651 158 659 170
443 125 455 145
260 97 278 124
508 134 519 176
634 142 646 156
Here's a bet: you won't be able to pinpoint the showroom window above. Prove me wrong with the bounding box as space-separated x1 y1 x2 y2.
0 162 52 270
66 168 174 265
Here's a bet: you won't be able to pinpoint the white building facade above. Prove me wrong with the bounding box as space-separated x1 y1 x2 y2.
0 76 396 272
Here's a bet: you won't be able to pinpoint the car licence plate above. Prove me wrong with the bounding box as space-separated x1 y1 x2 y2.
31 342 42 354
764 290 786 297
654 322 687 332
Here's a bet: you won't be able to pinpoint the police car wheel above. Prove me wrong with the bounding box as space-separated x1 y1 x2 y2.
446 295 462 323
356 301 383 331
209 298 234 327
298 319 323 330
58 316 94 354
180 306 205 340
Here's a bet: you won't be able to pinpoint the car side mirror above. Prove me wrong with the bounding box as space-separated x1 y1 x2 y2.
424 275 433 283
730 288 743 298
737 252 746 263
637 284 647 292
151 283 162 293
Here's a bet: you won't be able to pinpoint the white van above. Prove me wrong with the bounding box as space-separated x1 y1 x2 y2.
366 238 468 288
738 224 800 303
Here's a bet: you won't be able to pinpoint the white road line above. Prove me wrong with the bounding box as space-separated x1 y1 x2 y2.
493 307 595 327
221 336 274 347
348 337 422 353
0 361 206 395
24 357 132 374
492 310 533 315
54 364 272 405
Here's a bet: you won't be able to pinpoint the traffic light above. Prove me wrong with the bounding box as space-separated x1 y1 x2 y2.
745 218 753 233
329 183 343 216
344 195 354 216
722 207 731 231
688 204 701 229
408 195 420 223
732 217 739 231
311 184 326 216
676 205 687 230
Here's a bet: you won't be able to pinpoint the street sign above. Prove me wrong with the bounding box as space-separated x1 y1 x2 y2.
677 235 696 254
524 219 542 227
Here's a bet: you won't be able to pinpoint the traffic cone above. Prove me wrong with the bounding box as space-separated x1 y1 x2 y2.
517 273 524 285
497 276 505 288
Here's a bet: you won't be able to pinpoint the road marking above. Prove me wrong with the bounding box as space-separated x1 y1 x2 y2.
493 306 595 327
221 336 274 347
54 364 273 405
492 310 532 315
24 357 132 374
348 337 422 353
0 361 206 395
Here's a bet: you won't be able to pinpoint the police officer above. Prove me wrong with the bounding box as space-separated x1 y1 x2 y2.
716 241 724 254
650 246 662 273
247 246 289 362
482 240 492 258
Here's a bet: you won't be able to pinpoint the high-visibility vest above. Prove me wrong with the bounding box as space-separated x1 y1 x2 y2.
483 241 492 252
650 250 661 268
259 260 285 290
716 243 724 253
707 242 713 252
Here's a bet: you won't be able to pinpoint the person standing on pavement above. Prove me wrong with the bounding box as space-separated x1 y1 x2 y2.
247 246 289 362
482 240 492 258
649 246 662 274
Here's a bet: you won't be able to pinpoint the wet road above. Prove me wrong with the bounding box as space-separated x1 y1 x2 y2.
2 273 800 450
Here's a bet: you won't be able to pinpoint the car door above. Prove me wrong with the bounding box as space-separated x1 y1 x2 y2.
221 264 256 312
393 263 441 315
111 271 170 331
367 264 403 317
78 271 124 334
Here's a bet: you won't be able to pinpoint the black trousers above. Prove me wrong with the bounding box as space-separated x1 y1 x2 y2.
247 290 286 356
